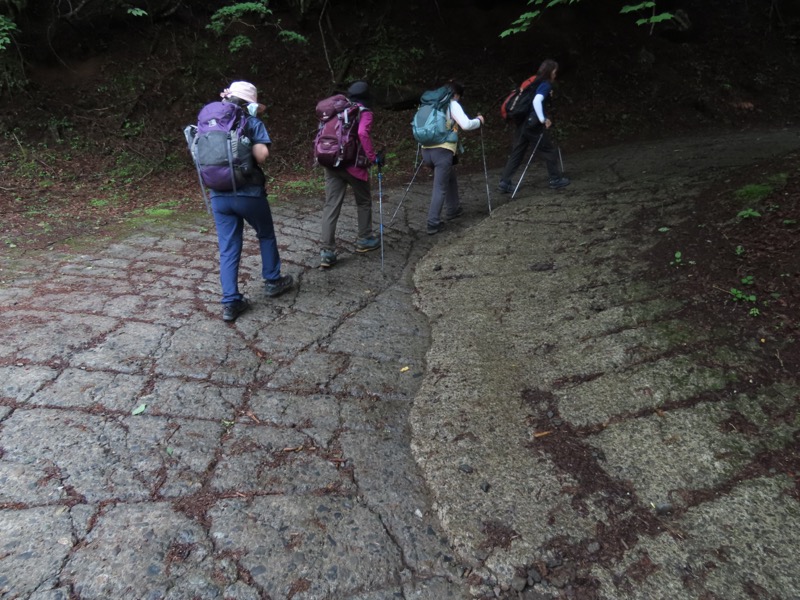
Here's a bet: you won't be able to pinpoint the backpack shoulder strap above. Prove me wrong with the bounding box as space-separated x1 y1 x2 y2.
437 87 453 107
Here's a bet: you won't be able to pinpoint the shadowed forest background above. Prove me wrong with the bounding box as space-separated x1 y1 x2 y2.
0 0 798 238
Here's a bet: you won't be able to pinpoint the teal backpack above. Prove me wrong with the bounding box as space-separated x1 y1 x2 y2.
411 86 458 146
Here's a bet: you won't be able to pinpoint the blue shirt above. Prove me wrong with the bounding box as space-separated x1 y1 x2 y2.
532 80 553 122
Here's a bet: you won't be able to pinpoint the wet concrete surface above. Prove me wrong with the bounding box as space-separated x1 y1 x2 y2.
1 129 799 599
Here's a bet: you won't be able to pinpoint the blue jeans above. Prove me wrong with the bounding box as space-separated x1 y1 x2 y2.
211 192 281 304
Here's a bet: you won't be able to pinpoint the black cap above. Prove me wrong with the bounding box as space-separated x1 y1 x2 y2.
347 80 372 107
347 80 369 98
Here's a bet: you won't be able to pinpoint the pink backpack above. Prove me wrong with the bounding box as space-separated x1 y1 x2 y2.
313 94 365 168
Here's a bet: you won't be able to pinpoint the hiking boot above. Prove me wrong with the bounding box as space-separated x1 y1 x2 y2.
498 180 512 194
222 298 250 322
427 222 445 235
549 176 571 189
444 206 464 221
355 237 380 253
264 274 294 297
319 250 337 268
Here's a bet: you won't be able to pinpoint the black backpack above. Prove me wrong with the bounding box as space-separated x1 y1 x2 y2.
500 75 540 122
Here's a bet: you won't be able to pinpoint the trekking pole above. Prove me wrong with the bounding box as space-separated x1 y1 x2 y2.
511 132 544 200
479 126 492 216
554 128 565 174
376 151 385 273
185 125 213 214
388 148 424 227
192 163 212 214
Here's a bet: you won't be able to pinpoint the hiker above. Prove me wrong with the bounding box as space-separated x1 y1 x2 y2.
210 81 294 322
420 80 484 235
498 59 570 193
318 80 381 268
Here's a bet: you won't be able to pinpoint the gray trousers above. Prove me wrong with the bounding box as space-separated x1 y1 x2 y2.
421 147 461 228
320 167 373 252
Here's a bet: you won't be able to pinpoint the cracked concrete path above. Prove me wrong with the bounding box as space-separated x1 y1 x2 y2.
1 128 799 600
0 172 473 599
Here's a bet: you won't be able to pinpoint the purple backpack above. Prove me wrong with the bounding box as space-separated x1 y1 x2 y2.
185 101 261 193
313 94 366 168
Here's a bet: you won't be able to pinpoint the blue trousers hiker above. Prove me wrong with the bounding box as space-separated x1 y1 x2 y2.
211 191 282 305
